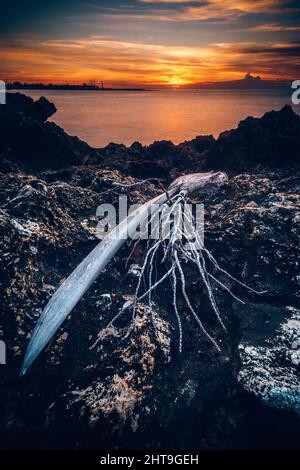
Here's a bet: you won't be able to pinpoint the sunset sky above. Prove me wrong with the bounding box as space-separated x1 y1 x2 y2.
1 0 300 87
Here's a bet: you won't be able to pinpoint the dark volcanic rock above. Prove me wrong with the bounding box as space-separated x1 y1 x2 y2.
0 92 56 123
207 105 300 170
0 94 299 450
99 106 300 178
0 165 299 450
99 137 214 180
0 93 103 172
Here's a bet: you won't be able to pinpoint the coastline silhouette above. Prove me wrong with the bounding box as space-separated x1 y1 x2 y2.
6 74 292 92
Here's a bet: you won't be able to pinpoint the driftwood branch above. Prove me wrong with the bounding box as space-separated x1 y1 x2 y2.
20 171 266 375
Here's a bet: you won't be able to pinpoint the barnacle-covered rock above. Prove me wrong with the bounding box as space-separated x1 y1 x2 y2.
46 305 171 436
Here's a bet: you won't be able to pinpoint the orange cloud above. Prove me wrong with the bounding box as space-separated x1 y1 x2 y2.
1 36 298 86
209 0 287 13
94 0 299 24
245 23 300 32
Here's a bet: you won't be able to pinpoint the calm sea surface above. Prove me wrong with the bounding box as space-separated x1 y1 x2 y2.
18 89 298 148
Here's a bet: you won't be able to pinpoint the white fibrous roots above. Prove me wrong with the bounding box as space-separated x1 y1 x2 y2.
93 190 263 353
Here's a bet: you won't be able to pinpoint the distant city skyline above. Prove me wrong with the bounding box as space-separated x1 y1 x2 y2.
6 73 293 91
1 1 300 87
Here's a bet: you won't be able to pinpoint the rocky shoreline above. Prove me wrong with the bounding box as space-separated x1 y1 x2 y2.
0 93 299 449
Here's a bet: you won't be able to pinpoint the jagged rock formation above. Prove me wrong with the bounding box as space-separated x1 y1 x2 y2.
0 93 103 172
0 93 299 449
207 105 300 170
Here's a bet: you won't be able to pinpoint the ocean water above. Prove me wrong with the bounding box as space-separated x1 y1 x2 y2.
17 89 298 148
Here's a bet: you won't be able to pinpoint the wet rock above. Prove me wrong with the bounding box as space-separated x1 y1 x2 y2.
238 306 300 414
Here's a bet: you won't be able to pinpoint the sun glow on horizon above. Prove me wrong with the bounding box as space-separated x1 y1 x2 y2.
1 34 297 89
168 75 191 86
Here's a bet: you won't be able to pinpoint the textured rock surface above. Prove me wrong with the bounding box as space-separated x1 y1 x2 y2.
238 305 300 414
0 94 299 450
207 105 300 170
0 93 102 172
